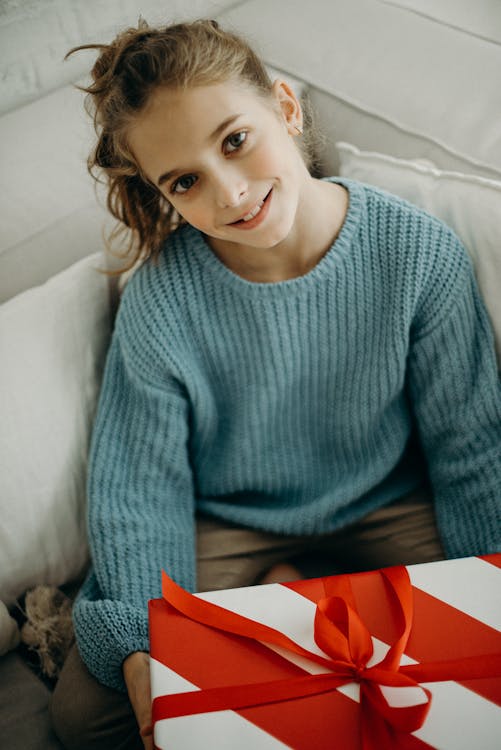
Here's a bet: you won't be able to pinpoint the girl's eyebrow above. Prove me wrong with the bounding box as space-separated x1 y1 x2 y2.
156 113 243 187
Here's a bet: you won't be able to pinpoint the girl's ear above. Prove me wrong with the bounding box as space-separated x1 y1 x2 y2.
271 79 303 135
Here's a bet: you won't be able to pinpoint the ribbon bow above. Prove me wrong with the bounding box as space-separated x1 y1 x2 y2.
153 566 501 749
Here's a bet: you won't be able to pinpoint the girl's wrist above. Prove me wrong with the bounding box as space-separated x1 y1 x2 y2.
123 650 149 679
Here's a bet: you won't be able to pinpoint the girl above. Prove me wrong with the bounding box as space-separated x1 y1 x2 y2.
51 18 501 750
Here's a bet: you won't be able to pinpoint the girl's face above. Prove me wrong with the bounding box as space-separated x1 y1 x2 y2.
127 79 307 251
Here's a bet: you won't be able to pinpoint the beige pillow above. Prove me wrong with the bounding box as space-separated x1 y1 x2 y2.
337 141 501 365
0 253 111 607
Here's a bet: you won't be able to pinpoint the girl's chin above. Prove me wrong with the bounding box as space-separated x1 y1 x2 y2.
205 213 294 249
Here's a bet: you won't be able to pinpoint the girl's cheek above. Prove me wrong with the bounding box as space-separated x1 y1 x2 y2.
247 145 279 176
180 202 209 230
256 137 289 171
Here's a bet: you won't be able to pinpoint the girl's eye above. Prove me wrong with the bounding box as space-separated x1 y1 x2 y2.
171 174 197 195
169 132 247 195
224 131 247 153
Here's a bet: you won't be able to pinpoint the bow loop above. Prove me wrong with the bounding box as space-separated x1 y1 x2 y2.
362 679 432 734
376 567 414 673
315 595 373 669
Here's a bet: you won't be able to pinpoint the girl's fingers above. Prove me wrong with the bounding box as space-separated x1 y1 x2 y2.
140 720 153 749
123 651 153 747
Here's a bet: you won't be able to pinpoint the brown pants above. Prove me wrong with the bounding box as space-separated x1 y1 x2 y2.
49 486 444 750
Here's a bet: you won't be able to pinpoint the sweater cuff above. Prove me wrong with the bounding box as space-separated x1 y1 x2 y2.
72 576 150 693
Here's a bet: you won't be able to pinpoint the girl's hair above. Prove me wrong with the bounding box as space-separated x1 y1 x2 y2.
66 18 319 274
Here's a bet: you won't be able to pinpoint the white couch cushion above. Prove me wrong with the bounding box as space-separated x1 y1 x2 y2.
219 0 501 180
337 141 501 365
381 0 501 43
0 252 111 607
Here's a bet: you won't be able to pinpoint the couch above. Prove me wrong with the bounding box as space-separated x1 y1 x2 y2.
1 1 500 747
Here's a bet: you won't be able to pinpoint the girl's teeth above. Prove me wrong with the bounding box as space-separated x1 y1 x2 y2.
242 198 265 222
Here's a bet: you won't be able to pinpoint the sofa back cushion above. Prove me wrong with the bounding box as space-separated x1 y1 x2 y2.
218 0 501 180
0 252 111 606
0 0 238 115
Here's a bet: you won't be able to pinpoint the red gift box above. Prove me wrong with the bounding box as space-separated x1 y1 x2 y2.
148 555 501 749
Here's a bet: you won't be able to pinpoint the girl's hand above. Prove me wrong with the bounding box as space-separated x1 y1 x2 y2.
123 651 153 750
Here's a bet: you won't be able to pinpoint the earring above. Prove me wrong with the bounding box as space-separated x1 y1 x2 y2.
294 125 303 135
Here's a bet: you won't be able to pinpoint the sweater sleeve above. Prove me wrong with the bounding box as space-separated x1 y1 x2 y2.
407 230 501 558
73 328 196 692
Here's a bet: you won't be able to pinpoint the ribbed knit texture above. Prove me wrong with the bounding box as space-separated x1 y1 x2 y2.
73 177 501 692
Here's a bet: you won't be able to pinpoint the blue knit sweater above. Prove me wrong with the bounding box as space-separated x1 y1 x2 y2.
73 177 501 692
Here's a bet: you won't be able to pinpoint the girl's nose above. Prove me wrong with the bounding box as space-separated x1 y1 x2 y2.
213 172 248 208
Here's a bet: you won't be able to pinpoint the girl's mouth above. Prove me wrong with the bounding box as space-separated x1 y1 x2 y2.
229 188 273 229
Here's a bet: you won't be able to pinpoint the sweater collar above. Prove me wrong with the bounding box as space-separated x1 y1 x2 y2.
183 176 364 299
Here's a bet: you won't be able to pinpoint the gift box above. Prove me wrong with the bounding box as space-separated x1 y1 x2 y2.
148 555 501 749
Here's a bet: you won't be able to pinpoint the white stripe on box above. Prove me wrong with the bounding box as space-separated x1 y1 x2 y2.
150 655 199 697
414 679 501 749
199 583 322 655
150 658 290 750
407 557 501 631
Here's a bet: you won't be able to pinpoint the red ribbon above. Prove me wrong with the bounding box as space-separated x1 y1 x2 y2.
152 566 501 749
